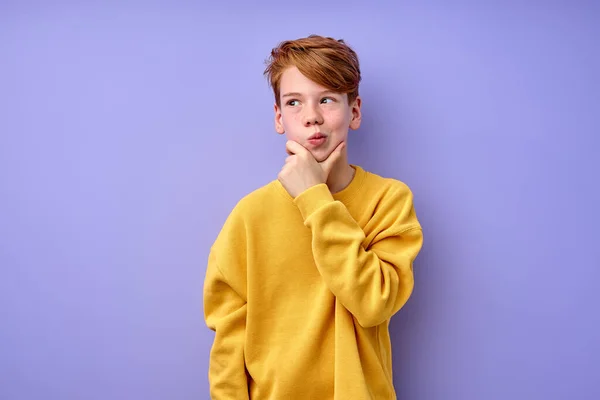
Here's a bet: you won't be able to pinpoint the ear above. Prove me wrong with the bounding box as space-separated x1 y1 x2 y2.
349 96 362 130
274 103 285 134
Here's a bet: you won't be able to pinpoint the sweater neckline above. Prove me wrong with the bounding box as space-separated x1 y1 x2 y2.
275 164 367 205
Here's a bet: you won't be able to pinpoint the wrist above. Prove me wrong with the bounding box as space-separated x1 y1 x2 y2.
293 183 334 220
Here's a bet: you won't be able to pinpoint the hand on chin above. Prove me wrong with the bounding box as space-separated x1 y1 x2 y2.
279 140 346 198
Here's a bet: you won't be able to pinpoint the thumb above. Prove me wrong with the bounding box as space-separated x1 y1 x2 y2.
320 141 346 175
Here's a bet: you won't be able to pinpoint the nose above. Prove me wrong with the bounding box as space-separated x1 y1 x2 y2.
303 103 324 127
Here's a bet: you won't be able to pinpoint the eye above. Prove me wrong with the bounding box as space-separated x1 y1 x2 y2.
286 99 300 106
321 97 335 104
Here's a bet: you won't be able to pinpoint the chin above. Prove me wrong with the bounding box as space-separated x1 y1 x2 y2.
310 148 330 163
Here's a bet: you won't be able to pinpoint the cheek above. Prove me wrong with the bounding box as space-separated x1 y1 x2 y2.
328 112 351 131
281 112 303 139
281 110 300 126
285 132 300 141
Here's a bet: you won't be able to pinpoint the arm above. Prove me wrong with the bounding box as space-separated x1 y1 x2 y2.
203 249 249 399
293 183 423 328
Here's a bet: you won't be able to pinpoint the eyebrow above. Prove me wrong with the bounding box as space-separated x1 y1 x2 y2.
281 91 338 98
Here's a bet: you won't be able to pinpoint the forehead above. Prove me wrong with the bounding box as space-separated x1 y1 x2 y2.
279 67 329 94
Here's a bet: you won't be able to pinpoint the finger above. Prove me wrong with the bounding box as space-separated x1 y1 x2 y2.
319 141 346 172
322 140 345 163
286 140 309 157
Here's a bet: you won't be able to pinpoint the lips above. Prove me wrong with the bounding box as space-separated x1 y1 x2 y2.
307 133 327 147
308 132 326 140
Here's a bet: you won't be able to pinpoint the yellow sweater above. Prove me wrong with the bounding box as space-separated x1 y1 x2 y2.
203 165 423 399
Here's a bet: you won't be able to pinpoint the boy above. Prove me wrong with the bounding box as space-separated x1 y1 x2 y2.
203 35 423 399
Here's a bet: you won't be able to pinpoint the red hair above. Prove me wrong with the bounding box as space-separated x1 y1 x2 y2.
264 34 361 107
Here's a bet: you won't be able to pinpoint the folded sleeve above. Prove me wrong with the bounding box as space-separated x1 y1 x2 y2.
293 183 423 328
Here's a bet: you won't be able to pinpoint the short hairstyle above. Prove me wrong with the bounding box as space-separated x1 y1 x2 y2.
264 34 361 107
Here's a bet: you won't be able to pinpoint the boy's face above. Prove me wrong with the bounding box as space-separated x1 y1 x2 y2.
274 67 361 162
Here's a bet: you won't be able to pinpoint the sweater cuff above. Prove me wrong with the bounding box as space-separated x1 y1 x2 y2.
293 183 335 222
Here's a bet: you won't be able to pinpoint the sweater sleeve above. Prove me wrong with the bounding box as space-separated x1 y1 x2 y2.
293 183 423 328
203 249 249 399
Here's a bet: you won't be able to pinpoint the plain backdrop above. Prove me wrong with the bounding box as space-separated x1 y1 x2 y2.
1 1 599 399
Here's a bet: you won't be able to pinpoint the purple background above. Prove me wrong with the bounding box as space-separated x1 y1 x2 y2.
1 1 599 399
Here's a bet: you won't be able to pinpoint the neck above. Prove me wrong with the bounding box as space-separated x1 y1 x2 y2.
326 152 355 194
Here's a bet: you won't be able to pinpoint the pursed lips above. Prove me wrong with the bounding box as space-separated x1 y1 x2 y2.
307 132 328 147
308 132 326 140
